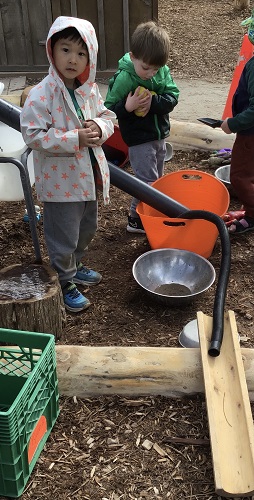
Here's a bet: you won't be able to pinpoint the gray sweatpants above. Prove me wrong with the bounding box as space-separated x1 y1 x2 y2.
43 201 98 287
128 139 166 217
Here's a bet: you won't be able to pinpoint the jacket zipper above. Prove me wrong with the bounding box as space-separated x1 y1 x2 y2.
154 114 161 140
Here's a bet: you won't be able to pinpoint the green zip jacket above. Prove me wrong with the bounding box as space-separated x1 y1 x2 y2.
105 53 179 147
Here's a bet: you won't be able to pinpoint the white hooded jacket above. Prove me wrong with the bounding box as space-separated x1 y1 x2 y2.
20 16 115 204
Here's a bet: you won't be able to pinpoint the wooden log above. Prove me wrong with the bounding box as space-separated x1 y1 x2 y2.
170 119 235 152
0 94 21 106
20 86 34 107
55 342 254 400
0 263 66 339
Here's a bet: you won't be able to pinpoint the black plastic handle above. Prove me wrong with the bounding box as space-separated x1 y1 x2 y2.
197 117 223 128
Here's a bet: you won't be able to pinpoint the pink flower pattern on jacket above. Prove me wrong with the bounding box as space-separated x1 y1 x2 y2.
20 16 115 204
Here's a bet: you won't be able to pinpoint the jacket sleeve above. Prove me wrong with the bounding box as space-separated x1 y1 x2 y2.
104 72 133 113
88 84 116 144
20 88 80 155
150 67 179 115
227 64 254 133
150 93 178 115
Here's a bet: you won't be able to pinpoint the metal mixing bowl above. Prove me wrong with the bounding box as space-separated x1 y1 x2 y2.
132 248 216 306
165 142 173 162
179 318 240 348
179 319 200 347
215 165 236 197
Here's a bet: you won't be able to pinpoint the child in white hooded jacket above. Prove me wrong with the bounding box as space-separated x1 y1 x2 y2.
20 16 115 313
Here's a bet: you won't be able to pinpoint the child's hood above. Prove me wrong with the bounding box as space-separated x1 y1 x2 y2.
46 16 98 86
117 52 168 87
118 53 136 76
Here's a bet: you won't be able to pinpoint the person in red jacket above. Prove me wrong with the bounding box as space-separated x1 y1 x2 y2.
221 10 254 234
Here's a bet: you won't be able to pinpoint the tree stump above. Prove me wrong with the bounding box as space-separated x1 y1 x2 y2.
0 263 66 339
234 0 250 10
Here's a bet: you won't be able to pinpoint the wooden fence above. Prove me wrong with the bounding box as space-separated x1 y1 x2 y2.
0 0 158 77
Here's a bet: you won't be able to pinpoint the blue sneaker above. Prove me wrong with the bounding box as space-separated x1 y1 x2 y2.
23 205 41 223
73 262 102 286
62 282 91 312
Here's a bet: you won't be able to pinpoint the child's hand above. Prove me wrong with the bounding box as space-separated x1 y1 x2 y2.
78 120 101 148
125 87 152 115
221 119 232 134
84 120 102 138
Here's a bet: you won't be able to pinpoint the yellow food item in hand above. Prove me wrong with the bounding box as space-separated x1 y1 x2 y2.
134 86 156 117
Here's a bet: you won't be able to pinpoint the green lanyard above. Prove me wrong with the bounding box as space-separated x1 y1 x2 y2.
67 87 84 121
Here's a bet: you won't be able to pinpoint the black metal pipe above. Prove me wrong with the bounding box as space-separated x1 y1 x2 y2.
108 161 189 217
0 99 21 132
181 209 231 356
0 156 42 264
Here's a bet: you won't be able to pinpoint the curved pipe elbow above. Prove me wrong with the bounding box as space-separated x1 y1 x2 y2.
181 209 231 357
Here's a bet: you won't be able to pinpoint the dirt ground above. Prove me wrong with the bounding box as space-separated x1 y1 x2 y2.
1 1 254 499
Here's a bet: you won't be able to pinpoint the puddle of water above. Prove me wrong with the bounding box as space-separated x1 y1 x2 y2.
0 265 49 300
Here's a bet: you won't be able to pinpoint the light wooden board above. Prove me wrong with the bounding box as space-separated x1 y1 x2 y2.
198 310 254 497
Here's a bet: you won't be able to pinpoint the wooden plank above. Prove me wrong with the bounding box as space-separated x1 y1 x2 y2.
26 0 51 66
1 0 27 66
70 0 77 17
102 0 124 70
0 9 7 66
59 0 71 17
152 0 158 19
21 0 33 65
45 0 53 28
51 0 62 19
123 0 130 53
55 342 254 401
97 0 107 70
198 311 254 497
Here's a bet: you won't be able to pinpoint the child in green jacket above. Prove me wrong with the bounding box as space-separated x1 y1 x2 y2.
105 21 179 233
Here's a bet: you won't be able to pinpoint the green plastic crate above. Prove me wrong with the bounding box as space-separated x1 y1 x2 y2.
0 328 60 498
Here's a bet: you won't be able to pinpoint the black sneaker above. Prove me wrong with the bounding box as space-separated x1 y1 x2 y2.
126 215 145 234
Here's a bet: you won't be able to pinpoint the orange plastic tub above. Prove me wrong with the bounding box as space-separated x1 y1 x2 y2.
137 170 230 258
